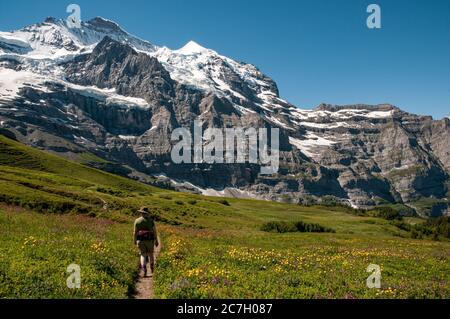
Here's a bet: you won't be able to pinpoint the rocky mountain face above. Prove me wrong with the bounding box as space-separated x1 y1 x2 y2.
0 17 449 216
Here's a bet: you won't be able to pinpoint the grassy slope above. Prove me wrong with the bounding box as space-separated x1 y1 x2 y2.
0 135 449 299
0 206 135 298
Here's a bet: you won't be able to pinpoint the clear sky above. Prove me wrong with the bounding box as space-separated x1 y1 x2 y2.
1 0 449 119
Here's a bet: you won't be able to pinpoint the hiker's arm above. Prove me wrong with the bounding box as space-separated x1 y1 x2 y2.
154 224 159 247
133 223 138 245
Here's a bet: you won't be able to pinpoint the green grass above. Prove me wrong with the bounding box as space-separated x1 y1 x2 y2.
0 206 137 299
154 200 450 299
0 134 449 299
77 152 111 165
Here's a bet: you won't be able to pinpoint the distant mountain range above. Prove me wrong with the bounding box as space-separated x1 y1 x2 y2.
0 17 449 216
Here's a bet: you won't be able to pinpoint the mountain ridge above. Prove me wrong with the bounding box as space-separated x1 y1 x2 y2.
0 17 449 215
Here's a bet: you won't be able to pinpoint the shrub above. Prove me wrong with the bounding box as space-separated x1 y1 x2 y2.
369 207 402 221
425 216 450 238
218 199 230 206
261 221 335 234
392 216 450 240
294 221 336 233
261 221 297 233
391 220 411 232
411 229 423 239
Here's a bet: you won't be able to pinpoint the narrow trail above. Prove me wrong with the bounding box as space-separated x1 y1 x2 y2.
133 237 162 299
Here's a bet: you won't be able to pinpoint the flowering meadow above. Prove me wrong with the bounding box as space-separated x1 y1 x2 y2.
0 206 137 298
154 199 450 299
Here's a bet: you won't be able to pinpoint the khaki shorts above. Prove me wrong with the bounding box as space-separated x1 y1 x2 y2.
137 240 155 256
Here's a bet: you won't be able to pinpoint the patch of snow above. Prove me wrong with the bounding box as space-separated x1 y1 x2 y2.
365 110 395 118
267 115 293 130
237 104 257 115
106 95 149 108
390 164 415 171
119 135 137 140
301 133 336 146
0 68 47 99
0 32 32 50
63 82 150 109
255 103 274 113
201 187 259 199
289 133 336 158
289 137 315 158
298 122 345 129
153 174 260 199
288 108 310 120
347 199 359 209
288 107 395 123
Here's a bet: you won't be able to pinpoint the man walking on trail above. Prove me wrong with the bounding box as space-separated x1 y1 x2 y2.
134 207 159 277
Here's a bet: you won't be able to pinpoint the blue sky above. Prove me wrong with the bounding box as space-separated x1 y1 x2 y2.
1 0 449 119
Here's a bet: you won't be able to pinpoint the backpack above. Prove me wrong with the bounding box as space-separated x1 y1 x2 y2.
137 229 155 241
136 218 155 241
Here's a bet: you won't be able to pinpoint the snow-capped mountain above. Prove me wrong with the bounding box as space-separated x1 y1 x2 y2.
0 17 449 215
0 17 277 104
0 17 155 57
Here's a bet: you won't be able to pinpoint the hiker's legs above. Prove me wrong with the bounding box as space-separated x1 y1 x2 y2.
138 240 155 274
149 251 155 272
147 241 155 272
137 241 149 275
138 241 155 275
140 253 148 269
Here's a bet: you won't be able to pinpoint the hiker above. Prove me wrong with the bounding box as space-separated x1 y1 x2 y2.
134 207 159 277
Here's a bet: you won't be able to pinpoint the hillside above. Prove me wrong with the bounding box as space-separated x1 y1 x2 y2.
0 134 449 299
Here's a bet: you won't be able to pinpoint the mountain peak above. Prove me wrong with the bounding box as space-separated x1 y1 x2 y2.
92 36 136 57
176 40 210 55
86 17 124 34
43 17 59 24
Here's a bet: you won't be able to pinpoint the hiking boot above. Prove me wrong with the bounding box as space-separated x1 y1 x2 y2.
138 264 146 277
150 263 155 274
